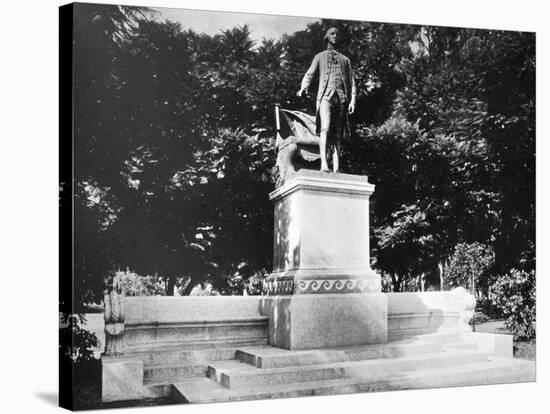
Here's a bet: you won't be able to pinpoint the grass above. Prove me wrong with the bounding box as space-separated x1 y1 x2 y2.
513 340 536 361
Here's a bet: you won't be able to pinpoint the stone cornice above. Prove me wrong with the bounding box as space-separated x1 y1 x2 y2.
269 170 375 201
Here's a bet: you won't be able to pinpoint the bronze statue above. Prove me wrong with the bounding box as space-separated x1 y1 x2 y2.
297 27 356 173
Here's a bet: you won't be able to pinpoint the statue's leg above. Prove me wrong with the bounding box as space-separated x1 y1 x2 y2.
332 103 346 173
319 99 331 172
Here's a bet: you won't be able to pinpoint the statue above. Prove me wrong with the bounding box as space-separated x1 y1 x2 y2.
297 27 356 173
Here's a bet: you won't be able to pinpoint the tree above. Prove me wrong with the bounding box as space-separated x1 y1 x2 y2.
350 27 534 291
68 10 535 301
72 3 152 307
73 12 279 296
445 242 494 296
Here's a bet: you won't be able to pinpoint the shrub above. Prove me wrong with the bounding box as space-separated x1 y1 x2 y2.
189 283 220 296
380 273 394 293
118 271 166 296
59 314 99 364
490 269 536 341
476 296 502 318
246 271 267 295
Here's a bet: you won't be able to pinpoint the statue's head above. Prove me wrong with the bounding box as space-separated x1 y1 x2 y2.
324 27 339 45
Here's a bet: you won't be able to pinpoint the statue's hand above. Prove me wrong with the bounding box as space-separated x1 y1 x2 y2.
348 101 355 114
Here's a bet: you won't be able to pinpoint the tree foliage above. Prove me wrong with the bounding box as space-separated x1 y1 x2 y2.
59 315 99 363
68 5 535 304
345 27 534 291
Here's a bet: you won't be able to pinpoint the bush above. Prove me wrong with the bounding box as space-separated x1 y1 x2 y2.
245 271 268 295
489 269 536 341
189 283 220 296
59 314 99 364
118 271 166 296
476 296 502 318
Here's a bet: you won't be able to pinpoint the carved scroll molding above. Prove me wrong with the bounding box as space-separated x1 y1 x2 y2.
297 278 381 294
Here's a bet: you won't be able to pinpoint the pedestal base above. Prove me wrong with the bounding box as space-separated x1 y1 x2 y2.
260 293 387 350
267 170 378 296
102 357 144 402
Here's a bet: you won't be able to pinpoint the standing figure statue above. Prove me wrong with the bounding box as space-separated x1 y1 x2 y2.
297 27 356 173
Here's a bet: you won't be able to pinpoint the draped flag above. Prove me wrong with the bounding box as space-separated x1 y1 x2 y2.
275 106 320 162
274 105 321 185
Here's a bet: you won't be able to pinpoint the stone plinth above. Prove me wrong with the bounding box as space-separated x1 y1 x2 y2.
261 293 387 350
262 170 386 349
102 357 144 402
264 170 380 295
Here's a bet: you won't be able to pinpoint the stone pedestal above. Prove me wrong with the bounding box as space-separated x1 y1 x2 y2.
262 170 387 349
260 293 387 350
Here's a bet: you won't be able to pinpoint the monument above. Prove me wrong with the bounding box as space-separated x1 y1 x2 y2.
261 27 386 350
100 26 535 406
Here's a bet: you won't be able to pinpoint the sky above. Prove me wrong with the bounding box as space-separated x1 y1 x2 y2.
152 6 319 44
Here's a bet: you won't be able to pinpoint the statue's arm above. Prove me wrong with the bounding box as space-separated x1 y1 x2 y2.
300 54 320 93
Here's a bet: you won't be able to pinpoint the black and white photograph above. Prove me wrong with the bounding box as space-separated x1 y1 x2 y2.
2 0 547 413
58 1 538 410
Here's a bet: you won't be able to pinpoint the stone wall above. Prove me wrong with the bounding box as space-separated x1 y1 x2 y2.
120 296 267 353
386 288 475 340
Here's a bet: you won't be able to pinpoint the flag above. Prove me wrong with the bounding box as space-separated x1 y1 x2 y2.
276 108 320 162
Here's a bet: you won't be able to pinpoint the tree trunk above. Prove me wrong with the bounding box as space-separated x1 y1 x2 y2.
438 261 445 291
179 278 195 296
165 277 175 296
392 273 401 292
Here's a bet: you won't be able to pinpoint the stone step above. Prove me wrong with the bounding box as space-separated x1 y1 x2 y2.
411 332 463 343
130 346 239 366
141 338 493 386
209 349 488 389
388 356 535 389
237 339 444 369
174 356 535 404
419 332 514 358
144 362 210 384
442 341 479 351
